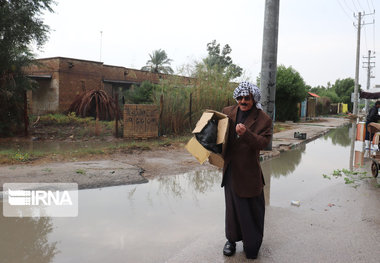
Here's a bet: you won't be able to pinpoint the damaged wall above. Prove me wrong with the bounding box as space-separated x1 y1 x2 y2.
25 56 195 115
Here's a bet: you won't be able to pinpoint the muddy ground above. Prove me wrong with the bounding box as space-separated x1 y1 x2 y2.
0 117 351 191
0 146 215 190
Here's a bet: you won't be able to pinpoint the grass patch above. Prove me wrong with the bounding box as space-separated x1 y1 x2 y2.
33 112 94 126
75 169 86 175
0 135 193 164
273 123 293 133
0 149 44 164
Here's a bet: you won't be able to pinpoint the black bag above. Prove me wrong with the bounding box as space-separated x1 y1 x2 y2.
195 118 222 154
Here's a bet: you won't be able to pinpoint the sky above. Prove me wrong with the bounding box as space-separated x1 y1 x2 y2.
36 0 379 90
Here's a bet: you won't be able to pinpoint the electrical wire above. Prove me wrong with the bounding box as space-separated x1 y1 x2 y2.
356 0 365 12
366 0 373 11
370 0 375 11
363 26 369 53
344 0 356 13
373 18 376 54
351 0 359 12
337 0 356 22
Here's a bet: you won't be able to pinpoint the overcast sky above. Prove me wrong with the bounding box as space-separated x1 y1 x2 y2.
36 0 379 89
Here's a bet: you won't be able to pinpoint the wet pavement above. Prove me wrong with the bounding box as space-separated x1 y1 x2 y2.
1 121 380 262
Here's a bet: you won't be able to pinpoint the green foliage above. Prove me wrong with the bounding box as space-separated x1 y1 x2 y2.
141 49 174 74
310 85 339 103
38 113 94 125
323 168 371 188
195 40 242 81
0 0 55 136
13 151 30 162
322 174 331 180
309 80 354 115
332 78 355 112
125 81 157 104
275 65 307 122
152 75 234 135
75 169 86 175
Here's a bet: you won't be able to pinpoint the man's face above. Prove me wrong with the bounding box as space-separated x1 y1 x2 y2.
237 94 254 111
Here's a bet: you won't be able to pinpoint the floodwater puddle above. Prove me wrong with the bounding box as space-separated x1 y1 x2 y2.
1 124 365 263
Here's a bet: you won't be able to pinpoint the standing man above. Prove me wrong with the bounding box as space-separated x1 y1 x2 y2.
365 101 380 142
221 81 272 259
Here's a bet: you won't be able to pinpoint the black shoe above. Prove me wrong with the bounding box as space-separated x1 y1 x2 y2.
223 241 236 256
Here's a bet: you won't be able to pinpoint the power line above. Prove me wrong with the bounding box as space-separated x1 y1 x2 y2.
373 18 376 53
356 0 365 11
363 26 368 52
366 0 372 11
370 0 375 10
362 50 375 112
337 0 356 22
351 0 359 12
344 0 355 13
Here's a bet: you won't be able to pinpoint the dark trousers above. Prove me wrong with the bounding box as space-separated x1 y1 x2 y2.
366 121 371 141
224 166 265 258
365 121 375 141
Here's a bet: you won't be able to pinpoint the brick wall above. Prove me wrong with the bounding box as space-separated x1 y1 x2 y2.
25 58 60 114
26 57 195 114
57 58 103 111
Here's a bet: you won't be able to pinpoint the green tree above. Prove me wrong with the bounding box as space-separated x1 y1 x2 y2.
275 65 307 122
195 40 242 80
125 81 157 104
0 0 54 136
141 49 174 74
332 78 355 112
310 85 339 103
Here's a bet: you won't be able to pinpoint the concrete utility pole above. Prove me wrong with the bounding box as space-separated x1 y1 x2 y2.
363 50 376 113
353 12 362 116
353 11 375 115
260 0 280 150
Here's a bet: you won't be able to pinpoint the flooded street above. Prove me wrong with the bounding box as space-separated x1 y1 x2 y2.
1 124 380 263
263 125 353 207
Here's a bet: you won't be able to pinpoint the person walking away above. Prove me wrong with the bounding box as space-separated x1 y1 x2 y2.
221 81 272 259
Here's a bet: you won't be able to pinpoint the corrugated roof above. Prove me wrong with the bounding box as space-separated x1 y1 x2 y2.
308 92 320 98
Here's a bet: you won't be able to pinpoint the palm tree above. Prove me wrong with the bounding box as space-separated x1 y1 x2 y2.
141 49 174 74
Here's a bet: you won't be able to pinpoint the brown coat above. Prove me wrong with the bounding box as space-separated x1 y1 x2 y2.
221 105 272 198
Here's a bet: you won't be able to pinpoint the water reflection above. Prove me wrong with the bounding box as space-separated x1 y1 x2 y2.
263 124 353 207
0 210 58 263
323 124 351 146
261 144 306 178
129 170 222 201
0 124 358 263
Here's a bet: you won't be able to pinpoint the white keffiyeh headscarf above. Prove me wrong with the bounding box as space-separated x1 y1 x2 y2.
233 81 263 110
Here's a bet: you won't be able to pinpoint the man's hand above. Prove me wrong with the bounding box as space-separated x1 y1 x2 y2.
236 123 246 136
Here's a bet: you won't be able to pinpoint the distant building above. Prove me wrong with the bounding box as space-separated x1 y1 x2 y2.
299 92 320 120
25 57 193 115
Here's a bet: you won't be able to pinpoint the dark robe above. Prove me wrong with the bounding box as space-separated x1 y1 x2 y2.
221 105 272 258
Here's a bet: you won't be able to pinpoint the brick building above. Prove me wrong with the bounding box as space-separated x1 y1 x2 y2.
26 57 193 115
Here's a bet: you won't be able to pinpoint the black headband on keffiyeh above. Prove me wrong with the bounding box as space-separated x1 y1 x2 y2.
233 81 262 110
